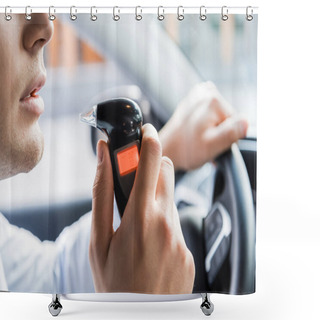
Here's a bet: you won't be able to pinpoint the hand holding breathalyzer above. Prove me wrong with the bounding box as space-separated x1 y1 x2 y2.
89 124 195 293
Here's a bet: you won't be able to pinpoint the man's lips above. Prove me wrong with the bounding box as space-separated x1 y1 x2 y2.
20 73 46 101
19 95 44 116
19 73 46 116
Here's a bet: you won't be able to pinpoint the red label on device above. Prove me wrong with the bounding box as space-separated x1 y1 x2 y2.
117 145 139 176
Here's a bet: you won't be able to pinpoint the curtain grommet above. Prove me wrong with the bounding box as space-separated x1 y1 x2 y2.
158 6 165 21
49 6 56 21
221 6 228 21
113 6 120 21
135 6 142 21
246 6 253 21
5 6 12 21
90 6 97 21
70 6 77 21
25 6 32 21
177 6 184 21
200 6 207 21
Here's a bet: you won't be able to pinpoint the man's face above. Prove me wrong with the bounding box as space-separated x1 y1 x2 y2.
0 14 53 179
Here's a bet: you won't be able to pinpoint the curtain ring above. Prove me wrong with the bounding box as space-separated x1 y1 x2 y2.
113 6 120 21
221 6 228 21
90 6 97 21
200 6 207 21
246 6 253 21
157 6 165 21
25 6 32 21
70 6 77 21
177 6 184 21
4 6 12 21
135 6 142 21
49 6 56 21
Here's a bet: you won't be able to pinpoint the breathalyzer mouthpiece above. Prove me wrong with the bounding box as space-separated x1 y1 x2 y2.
79 105 97 128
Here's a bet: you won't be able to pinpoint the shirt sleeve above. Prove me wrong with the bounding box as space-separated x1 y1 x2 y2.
0 212 94 293
54 212 95 293
0 212 59 293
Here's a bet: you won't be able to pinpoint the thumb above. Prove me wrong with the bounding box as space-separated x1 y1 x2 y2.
204 116 248 159
91 139 114 255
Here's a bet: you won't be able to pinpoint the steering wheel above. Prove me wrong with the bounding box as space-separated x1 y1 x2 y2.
180 143 256 294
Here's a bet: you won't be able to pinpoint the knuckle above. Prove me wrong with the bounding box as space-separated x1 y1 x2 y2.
156 197 171 214
158 214 174 245
209 96 219 109
177 244 195 275
143 134 162 156
228 125 239 142
160 156 175 178
176 241 188 258
137 214 149 243
134 230 146 254
134 204 152 244
161 156 174 169
186 251 196 277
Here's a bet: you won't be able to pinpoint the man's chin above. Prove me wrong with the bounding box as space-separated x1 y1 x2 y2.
22 133 44 174
0 123 45 180
8 132 44 179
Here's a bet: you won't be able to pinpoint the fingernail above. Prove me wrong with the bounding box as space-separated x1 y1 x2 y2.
97 142 104 164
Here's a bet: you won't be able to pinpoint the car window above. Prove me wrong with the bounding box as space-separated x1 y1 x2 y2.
169 15 258 136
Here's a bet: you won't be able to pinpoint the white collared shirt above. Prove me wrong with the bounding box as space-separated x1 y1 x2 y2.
0 212 95 293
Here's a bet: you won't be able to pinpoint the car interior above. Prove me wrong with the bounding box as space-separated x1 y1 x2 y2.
0 14 257 295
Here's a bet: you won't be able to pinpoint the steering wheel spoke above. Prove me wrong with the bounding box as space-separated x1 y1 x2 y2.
203 202 231 286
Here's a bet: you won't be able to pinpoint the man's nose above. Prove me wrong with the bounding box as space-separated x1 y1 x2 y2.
22 13 54 54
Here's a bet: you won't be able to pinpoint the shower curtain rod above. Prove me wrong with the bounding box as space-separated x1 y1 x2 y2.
0 6 259 15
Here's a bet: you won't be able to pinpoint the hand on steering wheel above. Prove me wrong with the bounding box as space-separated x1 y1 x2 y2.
160 82 248 171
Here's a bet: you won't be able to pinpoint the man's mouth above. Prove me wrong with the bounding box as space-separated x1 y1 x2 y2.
20 73 46 101
21 88 40 100
19 74 46 116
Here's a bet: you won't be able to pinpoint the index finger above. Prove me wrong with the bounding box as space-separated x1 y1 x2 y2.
134 123 162 200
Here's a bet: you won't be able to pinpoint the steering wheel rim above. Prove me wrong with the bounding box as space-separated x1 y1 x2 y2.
214 143 256 294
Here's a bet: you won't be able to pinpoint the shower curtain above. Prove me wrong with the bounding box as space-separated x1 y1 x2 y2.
0 8 257 296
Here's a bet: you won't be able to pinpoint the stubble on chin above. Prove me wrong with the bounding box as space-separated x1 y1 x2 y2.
0 129 44 180
19 132 44 173
21 131 44 173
